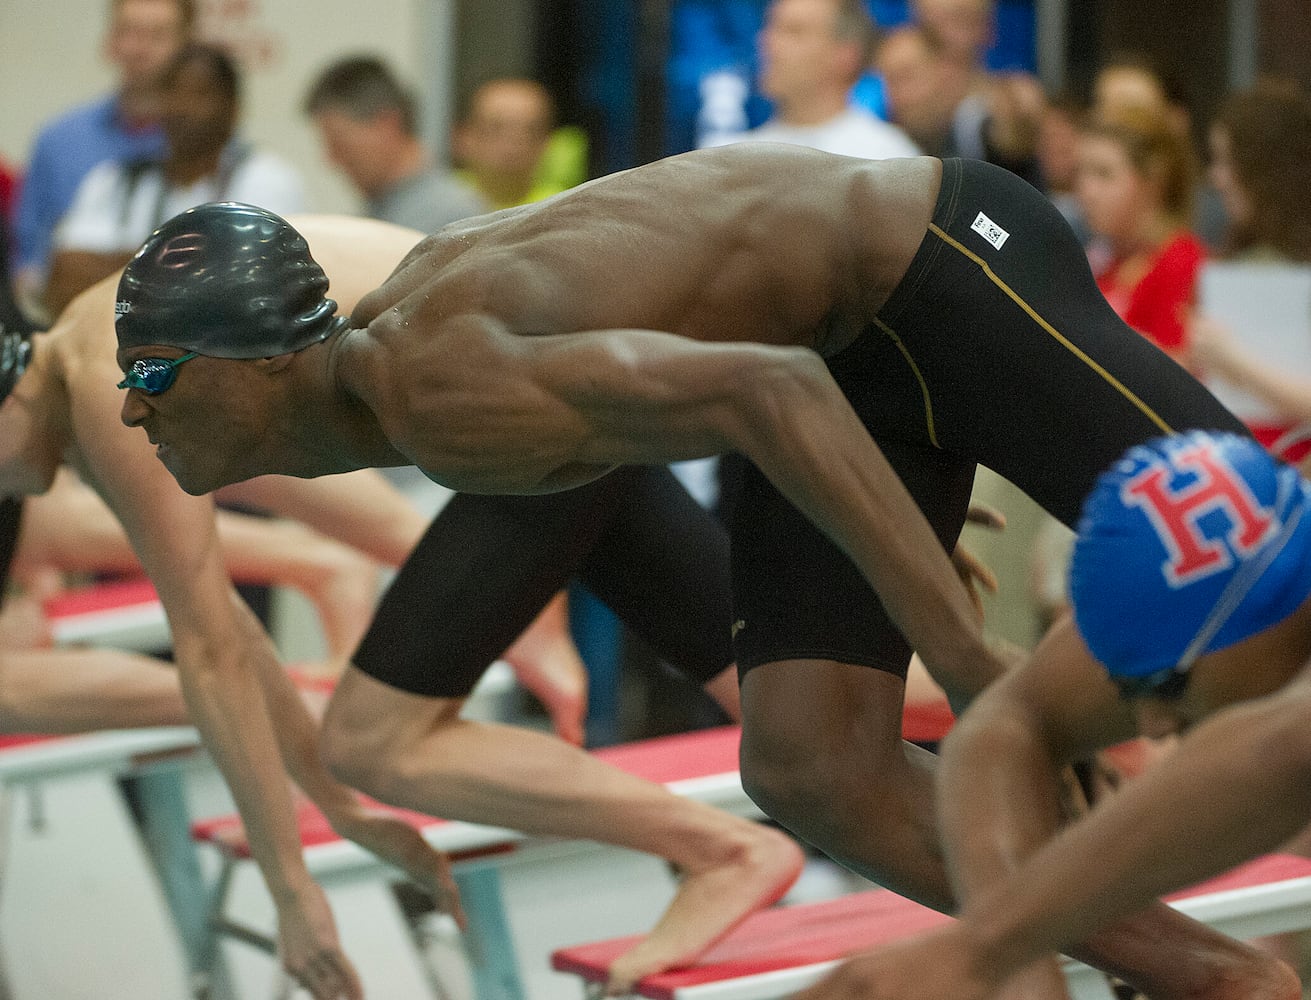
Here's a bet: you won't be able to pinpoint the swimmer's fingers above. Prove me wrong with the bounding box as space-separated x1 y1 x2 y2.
965 502 1006 531
952 541 998 622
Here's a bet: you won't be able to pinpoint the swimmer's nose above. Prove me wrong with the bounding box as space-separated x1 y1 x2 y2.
120 389 150 428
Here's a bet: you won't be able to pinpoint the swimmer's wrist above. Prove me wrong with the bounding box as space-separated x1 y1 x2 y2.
267 866 321 909
951 910 1025 990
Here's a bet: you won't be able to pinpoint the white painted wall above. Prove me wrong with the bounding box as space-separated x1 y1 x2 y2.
0 0 453 216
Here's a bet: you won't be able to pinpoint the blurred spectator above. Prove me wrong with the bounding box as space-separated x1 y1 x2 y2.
909 0 1043 185
1 160 26 335
454 79 564 210
745 0 918 159
1091 52 1189 135
304 55 486 234
13 0 195 314
0 158 18 229
1076 106 1202 365
874 25 955 153
0 158 30 335
875 22 1041 184
911 0 994 81
1205 80 1311 263
1091 52 1226 248
44 42 305 318
1189 81 1311 436
1037 92 1091 245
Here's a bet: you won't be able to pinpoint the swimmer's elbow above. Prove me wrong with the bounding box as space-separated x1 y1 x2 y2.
944 673 1070 766
726 346 837 450
1249 689 1311 783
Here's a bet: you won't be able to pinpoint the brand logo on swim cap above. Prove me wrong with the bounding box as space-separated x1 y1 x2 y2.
1120 440 1276 590
115 300 131 322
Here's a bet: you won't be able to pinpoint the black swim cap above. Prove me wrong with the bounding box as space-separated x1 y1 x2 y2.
115 202 346 359
0 325 32 404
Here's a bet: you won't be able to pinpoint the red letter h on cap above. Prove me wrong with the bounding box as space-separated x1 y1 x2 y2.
1122 443 1274 587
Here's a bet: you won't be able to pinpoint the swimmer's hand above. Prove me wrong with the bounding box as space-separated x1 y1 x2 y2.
277 883 364 1000
0 594 53 650
952 542 999 622
329 804 466 930
966 502 1007 532
790 924 1005 1000
954 502 1005 622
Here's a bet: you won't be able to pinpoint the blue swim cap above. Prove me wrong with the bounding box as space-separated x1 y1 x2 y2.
1070 430 1311 679
115 202 345 359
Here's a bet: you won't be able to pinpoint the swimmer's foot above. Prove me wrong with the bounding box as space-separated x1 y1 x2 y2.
606 824 805 995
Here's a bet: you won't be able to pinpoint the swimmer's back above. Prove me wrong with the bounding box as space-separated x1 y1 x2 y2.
358 146 940 353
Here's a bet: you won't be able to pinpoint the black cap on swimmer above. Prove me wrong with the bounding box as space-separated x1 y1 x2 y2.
0 325 32 404
115 202 347 359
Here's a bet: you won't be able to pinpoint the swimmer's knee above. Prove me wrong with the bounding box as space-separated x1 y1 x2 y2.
317 707 376 790
740 724 855 831
739 708 912 835
319 685 464 799
318 689 407 793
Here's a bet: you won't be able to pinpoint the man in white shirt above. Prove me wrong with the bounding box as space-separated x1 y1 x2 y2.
678 0 917 516
45 42 304 317
746 0 919 160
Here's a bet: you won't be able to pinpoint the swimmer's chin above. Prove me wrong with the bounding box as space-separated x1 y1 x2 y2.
425 461 619 495
533 462 618 493
155 446 230 497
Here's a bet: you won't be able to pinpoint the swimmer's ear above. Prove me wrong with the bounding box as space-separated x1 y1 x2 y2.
252 353 296 373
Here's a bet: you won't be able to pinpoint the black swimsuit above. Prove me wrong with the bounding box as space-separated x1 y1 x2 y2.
0 497 22 595
727 158 1249 678
354 157 1249 695
354 466 733 697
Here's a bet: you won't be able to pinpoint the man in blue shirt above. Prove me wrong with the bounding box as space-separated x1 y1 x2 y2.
12 0 195 311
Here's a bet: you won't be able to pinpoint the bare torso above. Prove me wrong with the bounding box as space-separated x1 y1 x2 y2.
339 145 941 491
366 145 938 353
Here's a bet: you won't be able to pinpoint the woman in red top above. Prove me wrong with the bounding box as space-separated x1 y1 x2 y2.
1076 106 1203 364
1189 81 1311 459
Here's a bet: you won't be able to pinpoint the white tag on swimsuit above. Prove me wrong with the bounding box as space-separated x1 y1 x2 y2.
970 211 1009 250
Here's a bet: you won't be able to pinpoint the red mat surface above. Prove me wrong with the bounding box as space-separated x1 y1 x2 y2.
552 853 1311 1000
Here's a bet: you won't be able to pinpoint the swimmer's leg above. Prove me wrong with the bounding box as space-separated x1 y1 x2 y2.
320 477 802 989
739 657 952 908
319 666 804 993
0 646 189 732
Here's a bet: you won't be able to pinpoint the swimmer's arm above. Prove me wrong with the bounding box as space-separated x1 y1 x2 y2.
19 467 368 594
504 323 1005 699
938 622 1311 992
214 469 433 567
934 618 1162 983
69 378 320 895
73 369 403 992
17 467 381 662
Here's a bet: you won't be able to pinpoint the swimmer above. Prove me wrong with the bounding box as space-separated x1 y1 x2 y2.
4 267 476 998
116 145 1269 993
795 431 1311 1000
29 213 806 995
